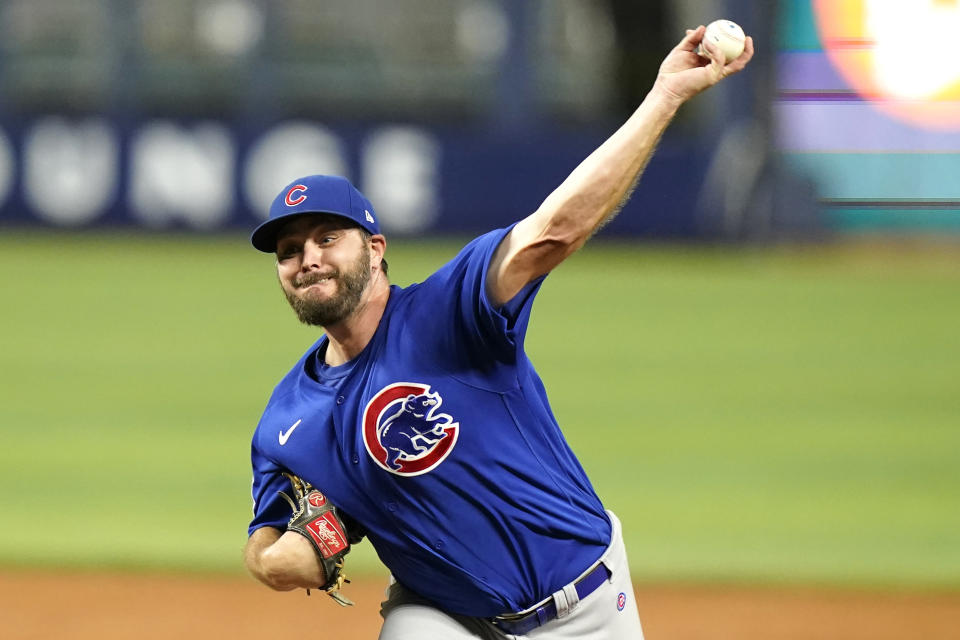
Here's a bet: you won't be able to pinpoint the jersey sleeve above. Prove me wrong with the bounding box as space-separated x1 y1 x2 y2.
247 438 293 536
407 225 545 365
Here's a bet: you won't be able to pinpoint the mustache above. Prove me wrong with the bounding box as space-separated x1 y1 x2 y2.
295 270 338 288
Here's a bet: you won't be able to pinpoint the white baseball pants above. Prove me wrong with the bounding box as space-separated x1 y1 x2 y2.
378 511 644 639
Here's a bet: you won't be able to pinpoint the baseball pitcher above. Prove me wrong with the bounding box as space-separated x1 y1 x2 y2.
243 27 753 639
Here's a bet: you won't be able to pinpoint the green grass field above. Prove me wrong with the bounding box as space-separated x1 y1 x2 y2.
1 230 958 589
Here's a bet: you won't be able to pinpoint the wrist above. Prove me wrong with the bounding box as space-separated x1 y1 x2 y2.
646 81 686 114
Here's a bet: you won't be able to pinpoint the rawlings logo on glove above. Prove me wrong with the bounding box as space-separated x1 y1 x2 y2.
279 473 359 606
303 507 349 556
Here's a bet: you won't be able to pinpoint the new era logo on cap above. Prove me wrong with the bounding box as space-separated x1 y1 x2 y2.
250 175 381 253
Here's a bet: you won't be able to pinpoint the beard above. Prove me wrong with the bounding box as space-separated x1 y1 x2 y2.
282 244 371 327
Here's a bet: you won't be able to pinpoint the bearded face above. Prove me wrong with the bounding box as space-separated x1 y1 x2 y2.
282 239 372 327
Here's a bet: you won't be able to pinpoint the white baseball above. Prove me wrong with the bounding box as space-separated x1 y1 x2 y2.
697 20 746 64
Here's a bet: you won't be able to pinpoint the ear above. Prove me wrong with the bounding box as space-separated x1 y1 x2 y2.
369 234 387 271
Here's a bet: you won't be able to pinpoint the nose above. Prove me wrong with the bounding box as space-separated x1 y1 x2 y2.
300 238 324 271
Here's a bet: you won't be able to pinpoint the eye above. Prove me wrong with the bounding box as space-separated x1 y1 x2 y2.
276 245 301 260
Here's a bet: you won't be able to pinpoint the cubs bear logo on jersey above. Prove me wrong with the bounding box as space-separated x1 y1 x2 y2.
362 382 459 476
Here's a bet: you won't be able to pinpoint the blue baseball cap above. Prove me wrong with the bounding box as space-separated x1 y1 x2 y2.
250 175 381 253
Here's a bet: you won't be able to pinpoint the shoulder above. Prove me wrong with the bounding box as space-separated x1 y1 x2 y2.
412 227 514 292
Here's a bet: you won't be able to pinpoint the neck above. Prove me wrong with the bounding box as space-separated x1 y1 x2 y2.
321 271 390 366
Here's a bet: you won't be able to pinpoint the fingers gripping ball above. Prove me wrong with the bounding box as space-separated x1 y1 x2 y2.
279 473 360 606
697 20 746 64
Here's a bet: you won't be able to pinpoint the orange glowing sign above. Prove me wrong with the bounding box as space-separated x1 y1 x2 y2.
813 0 960 129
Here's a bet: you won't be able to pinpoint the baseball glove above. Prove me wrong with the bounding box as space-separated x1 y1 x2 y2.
278 473 358 606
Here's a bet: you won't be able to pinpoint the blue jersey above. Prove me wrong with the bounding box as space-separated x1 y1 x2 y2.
248 226 611 617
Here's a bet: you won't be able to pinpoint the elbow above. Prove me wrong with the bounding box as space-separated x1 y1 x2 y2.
540 194 606 249
545 212 587 249
533 223 587 262
261 547 301 591
246 546 298 592
512 234 576 280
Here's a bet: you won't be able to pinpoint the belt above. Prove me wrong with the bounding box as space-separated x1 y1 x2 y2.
491 561 611 636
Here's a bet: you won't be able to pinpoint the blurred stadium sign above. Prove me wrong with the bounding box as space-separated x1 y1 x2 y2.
776 0 960 231
0 118 444 235
0 116 718 238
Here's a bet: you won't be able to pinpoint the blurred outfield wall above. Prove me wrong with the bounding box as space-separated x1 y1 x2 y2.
1 1 957 239
0 0 820 241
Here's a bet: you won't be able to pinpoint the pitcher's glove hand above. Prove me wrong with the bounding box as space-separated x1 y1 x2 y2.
279 473 360 606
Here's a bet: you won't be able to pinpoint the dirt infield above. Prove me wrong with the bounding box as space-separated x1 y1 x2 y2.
1 570 958 639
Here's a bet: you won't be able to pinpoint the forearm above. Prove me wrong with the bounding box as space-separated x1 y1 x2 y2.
244 526 327 591
485 87 682 305
533 87 682 249
486 27 752 305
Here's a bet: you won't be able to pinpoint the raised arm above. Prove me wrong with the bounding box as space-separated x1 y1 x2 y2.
486 26 754 306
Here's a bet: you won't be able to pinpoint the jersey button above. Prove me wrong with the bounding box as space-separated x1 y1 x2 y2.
352 454 359 464
336 396 345 405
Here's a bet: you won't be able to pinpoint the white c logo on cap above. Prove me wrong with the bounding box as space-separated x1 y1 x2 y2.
285 184 308 206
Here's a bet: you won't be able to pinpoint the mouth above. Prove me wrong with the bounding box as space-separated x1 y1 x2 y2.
298 275 336 290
